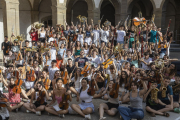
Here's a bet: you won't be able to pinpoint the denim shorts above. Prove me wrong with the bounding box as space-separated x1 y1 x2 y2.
79 102 94 112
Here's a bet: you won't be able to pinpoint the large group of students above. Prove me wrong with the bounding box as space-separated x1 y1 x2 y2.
0 17 179 120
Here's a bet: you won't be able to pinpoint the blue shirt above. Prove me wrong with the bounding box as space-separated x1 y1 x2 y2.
157 84 173 101
159 48 166 54
150 30 159 43
86 31 91 37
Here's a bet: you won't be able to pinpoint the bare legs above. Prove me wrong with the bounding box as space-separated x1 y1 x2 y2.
45 106 68 116
99 103 117 119
23 103 45 113
71 104 92 117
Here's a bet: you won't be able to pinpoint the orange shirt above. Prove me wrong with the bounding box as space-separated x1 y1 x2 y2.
56 59 63 69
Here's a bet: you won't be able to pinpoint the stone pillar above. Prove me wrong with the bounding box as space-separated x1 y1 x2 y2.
115 13 121 25
120 0 128 19
2 0 20 38
154 8 162 28
175 14 180 43
51 4 66 27
31 11 39 25
87 8 100 25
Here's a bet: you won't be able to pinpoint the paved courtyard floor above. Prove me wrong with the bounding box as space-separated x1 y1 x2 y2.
9 98 180 120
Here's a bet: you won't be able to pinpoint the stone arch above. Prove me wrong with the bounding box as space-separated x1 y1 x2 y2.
161 0 177 35
66 0 95 25
99 0 121 14
19 0 32 41
99 0 121 25
127 0 155 19
39 0 52 25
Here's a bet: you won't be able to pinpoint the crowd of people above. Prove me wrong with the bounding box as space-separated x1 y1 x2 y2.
0 17 180 120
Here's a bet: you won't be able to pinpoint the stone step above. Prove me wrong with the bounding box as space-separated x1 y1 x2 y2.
170 48 180 52
170 43 180 48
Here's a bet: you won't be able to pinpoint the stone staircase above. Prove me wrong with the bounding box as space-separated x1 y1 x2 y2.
0 51 3 66
170 43 180 52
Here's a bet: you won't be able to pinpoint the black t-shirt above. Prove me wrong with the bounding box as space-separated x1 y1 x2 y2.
75 57 88 68
1 42 11 55
126 30 135 38
66 65 76 78
167 36 170 42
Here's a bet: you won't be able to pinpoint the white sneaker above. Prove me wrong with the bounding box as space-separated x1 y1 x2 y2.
72 94 76 98
99 117 106 120
26 110 31 113
59 114 65 118
85 114 91 120
36 111 41 116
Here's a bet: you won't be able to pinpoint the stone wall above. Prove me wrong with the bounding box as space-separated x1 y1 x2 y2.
1 0 180 44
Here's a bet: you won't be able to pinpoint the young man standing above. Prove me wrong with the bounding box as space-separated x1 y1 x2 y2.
75 50 88 68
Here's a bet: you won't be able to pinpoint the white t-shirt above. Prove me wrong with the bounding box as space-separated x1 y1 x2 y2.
48 66 59 80
84 49 89 56
48 37 55 43
77 34 84 43
117 30 126 42
50 47 56 61
141 57 152 70
92 30 100 41
88 56 101 68
71 76 83 90
24 81 34 90
78 86 93 103
100 29 109 42
107 69 118 81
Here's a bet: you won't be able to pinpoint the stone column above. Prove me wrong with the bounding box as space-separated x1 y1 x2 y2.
115 14 121 25
175 14 180 43
87 8 100 25
31 11 39 25
154 8 162 28
120 0 128 22
51 3 66 27
2 0 20 38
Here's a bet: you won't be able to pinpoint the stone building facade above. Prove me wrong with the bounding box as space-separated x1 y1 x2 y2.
0 0 179 46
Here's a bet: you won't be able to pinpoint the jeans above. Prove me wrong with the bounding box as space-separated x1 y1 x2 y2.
160 53 165 58
118 106 144 120
117 41 124 44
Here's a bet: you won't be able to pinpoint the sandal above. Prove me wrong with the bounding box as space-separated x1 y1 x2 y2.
163 112 170 117
150 112 156 117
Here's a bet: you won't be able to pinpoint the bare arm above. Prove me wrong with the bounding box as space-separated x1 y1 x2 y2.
123 92 130 101
139 80 148 96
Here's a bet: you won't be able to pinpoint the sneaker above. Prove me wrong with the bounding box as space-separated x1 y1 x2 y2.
85 114 91 120
174 108 180 113
59 114 65 118
119 101 122 105
99 117 106 120
15 108 18 112
36 111 41 116
72 94 76 98
48 97 52 101
26 110 31 113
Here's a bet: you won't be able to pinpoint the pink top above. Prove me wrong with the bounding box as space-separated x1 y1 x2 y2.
55 96 62 104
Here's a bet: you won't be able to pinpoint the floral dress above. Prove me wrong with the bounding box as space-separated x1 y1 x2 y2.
3 88 21 106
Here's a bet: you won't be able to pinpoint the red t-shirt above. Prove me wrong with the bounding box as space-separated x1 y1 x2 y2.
31 31 38 41
56 59 63 69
